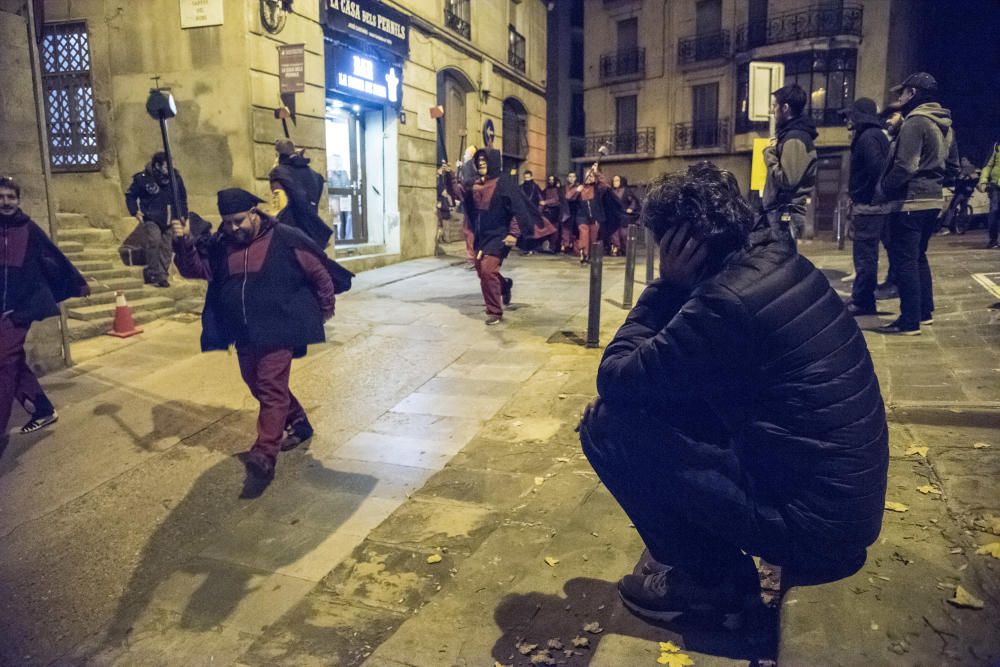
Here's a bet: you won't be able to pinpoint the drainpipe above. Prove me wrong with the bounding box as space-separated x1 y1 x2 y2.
25 0 74 367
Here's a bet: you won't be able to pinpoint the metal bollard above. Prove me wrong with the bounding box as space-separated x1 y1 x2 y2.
586 241 603 348
645 227 656 284
622 224 638 309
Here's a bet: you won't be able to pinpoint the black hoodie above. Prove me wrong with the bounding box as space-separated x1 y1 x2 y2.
848 113 890 207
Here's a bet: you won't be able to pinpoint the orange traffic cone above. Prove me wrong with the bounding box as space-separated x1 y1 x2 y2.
106 290 143 338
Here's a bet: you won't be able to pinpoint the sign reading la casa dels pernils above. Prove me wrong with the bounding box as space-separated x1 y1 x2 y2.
326 46 402 109
322 0 410 58
278 44 306 94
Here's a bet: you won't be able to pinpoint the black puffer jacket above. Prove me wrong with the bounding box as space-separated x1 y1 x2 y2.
597 226 888 569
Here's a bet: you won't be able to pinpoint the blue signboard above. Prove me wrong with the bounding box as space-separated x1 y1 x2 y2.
326 46 402 109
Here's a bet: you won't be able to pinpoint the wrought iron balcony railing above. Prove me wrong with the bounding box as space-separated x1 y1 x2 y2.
444 2 471 40
674 118 730 151
508 26 526 72
735 3 863 52
677 30 731 65
585 127 655 156
599 47 645 81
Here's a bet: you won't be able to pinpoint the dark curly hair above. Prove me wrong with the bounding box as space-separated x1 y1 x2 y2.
640 162 752 265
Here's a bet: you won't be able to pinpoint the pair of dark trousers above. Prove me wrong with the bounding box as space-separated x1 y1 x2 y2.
888 209 939 329
988 187 999 243
141 220 173 282
475 253 505 316
0 320 52 436
579 402 793 583
851 214 887 309
236 345 307 464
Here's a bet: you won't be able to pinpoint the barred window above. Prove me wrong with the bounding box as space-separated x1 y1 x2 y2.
41 21 99 171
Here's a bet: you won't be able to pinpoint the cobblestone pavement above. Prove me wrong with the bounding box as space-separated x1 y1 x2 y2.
0 233 996 666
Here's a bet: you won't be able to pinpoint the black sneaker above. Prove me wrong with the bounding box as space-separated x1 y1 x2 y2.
280 418 314 451
987 240 999 249
875 319 920 336
618 563 760 629
242 450 275 480
21 411 58 434
632 548 671 576
845 302 877 317
501 278 513 306
920 316 934 326
485 314 503 326
874 283 899 300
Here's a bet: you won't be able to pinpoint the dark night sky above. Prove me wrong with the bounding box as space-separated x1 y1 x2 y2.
914 0 1000 163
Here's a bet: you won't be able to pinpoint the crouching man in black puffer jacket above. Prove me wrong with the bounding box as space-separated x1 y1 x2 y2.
579 163 888 628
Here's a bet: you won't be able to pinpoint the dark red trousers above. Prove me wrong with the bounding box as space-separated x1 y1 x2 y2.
0 319 47 436
236 345 307 463
475 254 505 316
577 220 599 257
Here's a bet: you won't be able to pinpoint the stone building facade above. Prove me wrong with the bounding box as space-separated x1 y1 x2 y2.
38 0 548 266
581 0 922 238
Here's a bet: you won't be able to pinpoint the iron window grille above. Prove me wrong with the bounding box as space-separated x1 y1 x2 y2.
584 128 656 156
502 101 529 160
599 47 646 81
674 119 731 150
41 21 99 172
508 25 526 72
444 0 471 40
677 30 731 65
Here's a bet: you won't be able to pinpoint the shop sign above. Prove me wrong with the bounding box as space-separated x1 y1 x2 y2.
327 47 402 108
322 0 409 58
278 44 306 94
179 0 223 29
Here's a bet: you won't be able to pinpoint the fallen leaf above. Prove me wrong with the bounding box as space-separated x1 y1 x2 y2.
917 484 942 495
582 621 603 634
516 641 538 655
544 556 559 567
426 554 443 564
948 585 985 609
558 394 568 399
905 446 928 458
494 662 512 667
530 650 555 665
571 635 590 648
547 639 563 650
975 542 1000 559
534 477 545 486
885 501 910 513
659 641 682 653
555 457 570 463
949 547 963 554
657 653 695 666
973 442 991 449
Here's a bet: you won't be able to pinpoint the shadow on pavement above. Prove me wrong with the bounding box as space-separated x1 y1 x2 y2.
491 577 776 665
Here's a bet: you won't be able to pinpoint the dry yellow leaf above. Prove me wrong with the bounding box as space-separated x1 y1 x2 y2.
916 484 942 495
948 585 985 609
544 556 559 567
657 653 695 667
885 501 910 513
973 442 991 449
571 635 590 648
582 621 603 634
426 553 443 564
904 446 928 458
659 641 682 653
516 641 538 655
975 542 1000 559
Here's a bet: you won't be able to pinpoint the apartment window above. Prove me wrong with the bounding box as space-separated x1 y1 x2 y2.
41 21 99 171
735 49 856 131
570 92 585 137
508 25 526 72
616 95 638 153
502 97 528 174
692 83 720 148
617 18 638 50
746 0 768 48
696 0 722 37
444 0 471 40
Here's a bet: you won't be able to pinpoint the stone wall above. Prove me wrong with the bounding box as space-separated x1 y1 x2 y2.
0 0 67 373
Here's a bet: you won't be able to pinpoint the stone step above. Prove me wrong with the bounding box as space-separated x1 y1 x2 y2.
66 248 123 263
59 227 115 243
336 243 386 259
56 213 91 230
65 286 150 308
83 266 144 282
66 296 176 321
60 240 85 255
72 259 115 273
66 307 179 342
86 276 144 293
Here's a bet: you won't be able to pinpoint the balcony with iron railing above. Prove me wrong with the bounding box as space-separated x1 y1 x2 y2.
677 30 731 65
444 1 471 40
674 118 730 151
585 127 656 156
599 47 646 82
508 26 526 72
734 3 863 52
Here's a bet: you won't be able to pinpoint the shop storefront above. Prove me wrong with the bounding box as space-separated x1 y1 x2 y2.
322 0 408 252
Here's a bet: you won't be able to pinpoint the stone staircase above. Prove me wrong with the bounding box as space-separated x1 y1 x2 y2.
56 213 205 342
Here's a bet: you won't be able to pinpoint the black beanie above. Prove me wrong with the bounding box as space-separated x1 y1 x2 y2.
217 188 264 216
